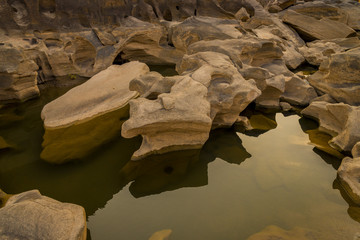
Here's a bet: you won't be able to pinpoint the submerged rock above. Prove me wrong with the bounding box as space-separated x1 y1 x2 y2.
149 229 172 240
338 157 360 205
41 62 148 163
247 225 322 240
301 101 360 153
0 190 86 240
0 137 11 150
308 47 360 106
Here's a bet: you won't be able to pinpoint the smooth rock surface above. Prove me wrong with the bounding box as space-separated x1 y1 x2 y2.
0 190 86 240
281 75 317 106
41 62 148 163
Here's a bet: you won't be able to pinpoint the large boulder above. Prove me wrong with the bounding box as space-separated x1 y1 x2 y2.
0 190 86 240
282 10 356 41
41 62 148 163
281 75 317 106
308 47 360 106
301 101 360 153
338 157 360 205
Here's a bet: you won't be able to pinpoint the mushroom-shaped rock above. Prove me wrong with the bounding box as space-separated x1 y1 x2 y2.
0 190 86 240
41 62 149 163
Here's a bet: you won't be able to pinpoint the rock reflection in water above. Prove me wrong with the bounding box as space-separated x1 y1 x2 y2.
120 128 251 198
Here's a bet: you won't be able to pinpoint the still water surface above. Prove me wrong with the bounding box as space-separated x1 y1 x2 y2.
0 83 359 239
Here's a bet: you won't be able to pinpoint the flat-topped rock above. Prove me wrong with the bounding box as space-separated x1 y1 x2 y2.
282 10 356 41
0 190 86 240
41 62 149 163
42 62 147 128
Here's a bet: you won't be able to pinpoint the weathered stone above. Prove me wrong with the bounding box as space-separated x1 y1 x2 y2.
122 75 212 160
282 10 356 41
177 52 261 127
0 190 86 240
41 62 148 163
234 116 253 132
247 225 322 240
305 129 344 159
280 101 292 112
301 101 360 152
235 8 250 22
0 45 39 102
170 17 244 52
338 157 360 205
308 47 360 106
310 94 337 104
281 75 317 106
352 142 360 158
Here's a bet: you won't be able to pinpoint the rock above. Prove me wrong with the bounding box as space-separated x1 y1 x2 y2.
149 229 172 240
0 45 39 102
282 10 356 41
308 47 360 106
0 189 10 208
281 75 317 106
248 113 277 131
280 102 292 111
122 51 260 160
121 75 212 160
0 190 86 240
234 116 253 132
352 142 360 158
336 1 360 31
170 17 244 52
301 101 360 152
177 52 261 128
310 94 337 104
247 225 322 240
305 129 344 159
41 62 148 163
338 157 360 205
235 8 250 22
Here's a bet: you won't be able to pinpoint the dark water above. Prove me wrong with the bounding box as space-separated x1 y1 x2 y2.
0 83 359 239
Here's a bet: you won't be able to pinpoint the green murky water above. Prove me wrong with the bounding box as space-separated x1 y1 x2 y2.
0 82 359 239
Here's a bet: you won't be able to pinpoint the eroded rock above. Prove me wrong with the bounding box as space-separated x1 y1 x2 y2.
308 47 360 106
0 190 86 240
301 101 360 153
338 157 360 205
41 62 148 163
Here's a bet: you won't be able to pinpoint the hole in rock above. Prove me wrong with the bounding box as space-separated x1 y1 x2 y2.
112 52 129 65
176 6 180 10
194 9 197 16
164 166 174 174
163 9 172 21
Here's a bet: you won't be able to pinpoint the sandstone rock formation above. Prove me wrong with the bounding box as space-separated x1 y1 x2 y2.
338 157 360 205
41 62 148 163
0 190 86 240
308 47 360 106
122 51 260 160
301 101 360 153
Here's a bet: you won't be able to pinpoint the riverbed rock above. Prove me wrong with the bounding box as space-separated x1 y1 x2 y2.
170 16 244 52
0 190 86 240
41 62 148 163
282 10 356 41
122 75 212 160
338 157 360 205
281 75 317 106
308 47 360 106
149 229 172 240
352 142 360 158
0 45 39 102
177 51 261 127
301 101 360 153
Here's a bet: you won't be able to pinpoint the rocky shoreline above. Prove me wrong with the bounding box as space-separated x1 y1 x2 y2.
1 0 360 239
